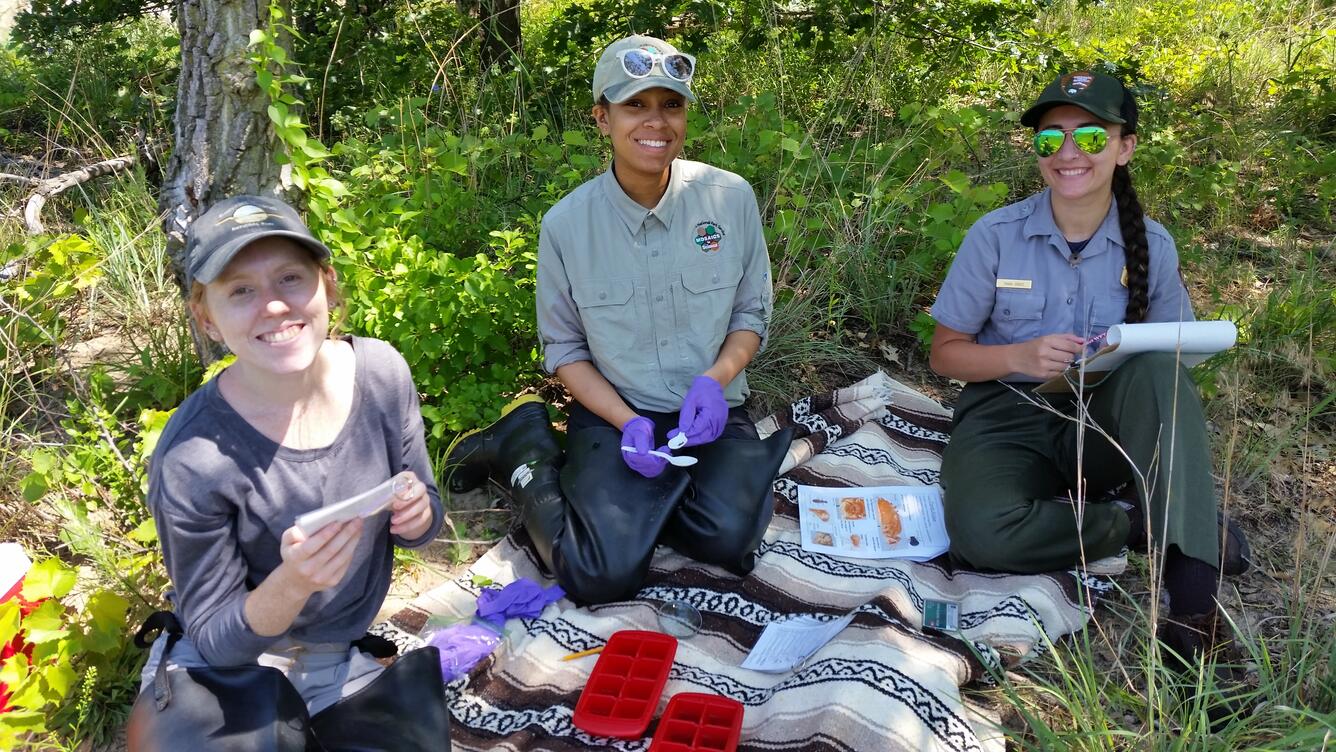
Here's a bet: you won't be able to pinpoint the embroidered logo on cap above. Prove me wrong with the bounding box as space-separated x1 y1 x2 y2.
1062 72 1095 96
693 221 724 253
217 204 272 227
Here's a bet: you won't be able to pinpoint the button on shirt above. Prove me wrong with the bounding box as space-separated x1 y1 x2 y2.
931 189 1195 382
538 160 773 412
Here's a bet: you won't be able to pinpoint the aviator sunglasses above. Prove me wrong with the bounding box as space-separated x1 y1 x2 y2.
1032 125 1110 157
617 48 696 83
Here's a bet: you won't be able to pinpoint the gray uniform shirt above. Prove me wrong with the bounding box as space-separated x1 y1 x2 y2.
931 189 1195 382
537 160 773 413
147 337 444 666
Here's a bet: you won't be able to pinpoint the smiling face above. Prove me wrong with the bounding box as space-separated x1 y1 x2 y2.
594 86 688 189
192 237 334 377
1035 104 1136 206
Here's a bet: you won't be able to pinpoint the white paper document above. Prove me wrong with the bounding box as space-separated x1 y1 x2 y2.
796 484 950 561
295 477 400 536
1038 320 1237 393
741 613 856 673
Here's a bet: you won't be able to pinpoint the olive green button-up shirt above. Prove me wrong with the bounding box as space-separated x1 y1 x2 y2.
537 160 773 412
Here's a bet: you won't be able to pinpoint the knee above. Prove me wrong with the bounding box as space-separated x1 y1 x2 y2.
553 556 646 605
942 493 1030 572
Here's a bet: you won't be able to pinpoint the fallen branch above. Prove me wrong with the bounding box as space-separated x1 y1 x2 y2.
24 155 137 234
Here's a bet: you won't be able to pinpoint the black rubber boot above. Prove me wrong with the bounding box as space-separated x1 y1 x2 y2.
445 396 568 571
442 396 557 494
308 647 450 751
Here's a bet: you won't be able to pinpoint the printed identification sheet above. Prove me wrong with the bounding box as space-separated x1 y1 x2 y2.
740 614 857 673
796 484 949 561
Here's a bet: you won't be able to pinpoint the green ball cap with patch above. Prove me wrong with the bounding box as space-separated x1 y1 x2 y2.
185 195 331 285
592 34 696 104
1020 71 1127 128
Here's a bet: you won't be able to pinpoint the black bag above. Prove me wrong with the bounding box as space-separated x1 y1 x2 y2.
125 611 312 752
308 645 451 751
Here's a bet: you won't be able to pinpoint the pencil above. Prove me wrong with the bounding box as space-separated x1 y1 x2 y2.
561 646 605 661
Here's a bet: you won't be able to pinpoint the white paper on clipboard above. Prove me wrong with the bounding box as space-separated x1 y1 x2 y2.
294 477 399 536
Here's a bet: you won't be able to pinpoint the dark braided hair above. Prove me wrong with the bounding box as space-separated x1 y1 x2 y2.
1111 85 1150 323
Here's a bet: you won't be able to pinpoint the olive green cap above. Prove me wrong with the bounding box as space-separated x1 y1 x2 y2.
1020 71 1128 128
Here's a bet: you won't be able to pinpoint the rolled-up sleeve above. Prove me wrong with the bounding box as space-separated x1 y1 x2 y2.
931 222 1000 335
1144 227 1196 323
537 219 592 373
149 457 276 666
727 187 773 350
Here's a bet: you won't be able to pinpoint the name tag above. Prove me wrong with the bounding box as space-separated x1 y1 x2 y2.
996 278 1033 290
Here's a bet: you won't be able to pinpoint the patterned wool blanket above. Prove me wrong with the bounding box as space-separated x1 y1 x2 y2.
376 372 1118 752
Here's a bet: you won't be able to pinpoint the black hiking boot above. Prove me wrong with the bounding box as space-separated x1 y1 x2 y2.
1158 607 1252 730
1218 511 1250 576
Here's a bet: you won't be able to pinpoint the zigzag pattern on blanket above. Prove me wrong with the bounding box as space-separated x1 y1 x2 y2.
381 371 1108 752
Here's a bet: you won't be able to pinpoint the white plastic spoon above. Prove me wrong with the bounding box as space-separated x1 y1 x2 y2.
667 432 688 450
620 447 698 467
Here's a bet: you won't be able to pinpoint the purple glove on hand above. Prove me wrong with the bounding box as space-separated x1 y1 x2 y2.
668 375 728 448
621 416 668 478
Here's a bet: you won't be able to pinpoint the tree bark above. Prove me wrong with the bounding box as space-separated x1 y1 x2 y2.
479 0 521 70
160 0 293 362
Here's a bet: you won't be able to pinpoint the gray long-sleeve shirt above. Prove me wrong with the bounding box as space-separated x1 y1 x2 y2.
146 336 443 666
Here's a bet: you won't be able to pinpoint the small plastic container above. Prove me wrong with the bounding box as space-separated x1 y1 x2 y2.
572 630 678 738
648 693 745 752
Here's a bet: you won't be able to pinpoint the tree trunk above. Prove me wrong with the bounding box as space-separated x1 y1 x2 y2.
160 0 293 363
479 0 521 70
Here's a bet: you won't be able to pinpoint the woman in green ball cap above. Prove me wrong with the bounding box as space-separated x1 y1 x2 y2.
928 71 1250 678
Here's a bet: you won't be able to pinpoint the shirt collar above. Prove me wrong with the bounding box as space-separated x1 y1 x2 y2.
599 161 685 235
1023 188 1124 259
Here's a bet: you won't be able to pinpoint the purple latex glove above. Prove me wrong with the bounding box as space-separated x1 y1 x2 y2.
621 416 669 478
426 621 502 681
668 375 728 448
475 579 565 627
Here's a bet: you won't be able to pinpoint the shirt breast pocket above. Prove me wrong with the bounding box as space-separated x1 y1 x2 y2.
572 277 640 363
1093 291 1129 331
680 264 743 337
994 290 1046 341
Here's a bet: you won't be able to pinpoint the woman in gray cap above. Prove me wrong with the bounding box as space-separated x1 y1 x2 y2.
445 35 790 605
128 196 449 749
928 72 1249 685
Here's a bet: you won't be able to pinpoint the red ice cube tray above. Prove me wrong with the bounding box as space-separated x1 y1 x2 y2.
649 693 745 752
572 630 678 738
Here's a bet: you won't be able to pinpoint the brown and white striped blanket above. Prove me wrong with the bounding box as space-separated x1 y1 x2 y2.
377 372 1119 752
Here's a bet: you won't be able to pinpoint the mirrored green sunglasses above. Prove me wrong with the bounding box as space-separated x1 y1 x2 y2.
1032 126 1109 157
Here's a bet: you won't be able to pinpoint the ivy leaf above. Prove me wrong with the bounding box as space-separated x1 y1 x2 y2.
83 591 130 655
20 558 75 601
21 600 67 644
941 170 971 194
39 662 78 701
0 600 19 647
0 652 29 687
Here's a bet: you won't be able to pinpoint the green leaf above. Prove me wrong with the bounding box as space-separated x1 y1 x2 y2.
780 137 801 153
0 600 19 647
20 558 75 601
40 662 77 701
128 517 158 544
561 130 588 147
21 600 67 644
941 170 971 194
19 472 47 502
0 708 46 734
0 652 29 687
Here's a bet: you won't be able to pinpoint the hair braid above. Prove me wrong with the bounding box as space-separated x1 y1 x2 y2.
1112 164 1150 323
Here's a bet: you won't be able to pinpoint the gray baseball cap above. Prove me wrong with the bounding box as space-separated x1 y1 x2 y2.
185 195 331 285
592 35 696 104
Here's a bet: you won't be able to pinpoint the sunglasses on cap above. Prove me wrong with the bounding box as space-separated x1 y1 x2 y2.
617 48 696 83
1032 125 1110 157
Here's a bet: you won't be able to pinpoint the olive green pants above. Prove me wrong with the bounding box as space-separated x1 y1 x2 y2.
941 352 1219 573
